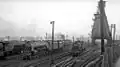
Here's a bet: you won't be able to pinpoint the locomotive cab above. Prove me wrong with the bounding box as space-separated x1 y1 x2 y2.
71 41 85 57
0 41 9 59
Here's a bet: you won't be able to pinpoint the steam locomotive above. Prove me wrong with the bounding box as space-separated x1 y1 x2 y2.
0 41 29 59
71 41 85 57
0 40 65 60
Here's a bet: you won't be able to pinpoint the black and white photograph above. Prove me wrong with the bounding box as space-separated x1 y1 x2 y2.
0 0 120 67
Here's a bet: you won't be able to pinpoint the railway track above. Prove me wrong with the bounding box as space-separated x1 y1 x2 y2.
23 52 71 67
53 47 100 67
24 46 99 67
24 48 85 67
0 51 70 67
73 50 101 67
5 51 49 60
79 53 101 67
23 46 89 67
87 55 103 67
52 47 94 67
0 46 98 67
0 60 22 67
53 57 74 67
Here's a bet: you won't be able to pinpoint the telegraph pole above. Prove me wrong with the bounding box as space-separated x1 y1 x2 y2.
110 25 112 39
116 35 117 40
50 21 55 66
113 24 116 44
112 24 116 62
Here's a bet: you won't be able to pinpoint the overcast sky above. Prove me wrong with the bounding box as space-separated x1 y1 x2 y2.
0 0 120 37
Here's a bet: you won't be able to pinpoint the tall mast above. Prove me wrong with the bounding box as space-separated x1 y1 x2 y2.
99 0 105 55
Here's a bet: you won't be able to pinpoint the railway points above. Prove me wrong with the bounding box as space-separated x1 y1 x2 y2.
52 46 99 67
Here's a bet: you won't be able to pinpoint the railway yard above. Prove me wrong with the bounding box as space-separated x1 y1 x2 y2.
0 40 120 67
0 40 103 67
0 0 120 67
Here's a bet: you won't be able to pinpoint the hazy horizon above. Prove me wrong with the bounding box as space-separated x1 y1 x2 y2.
0 0 120 37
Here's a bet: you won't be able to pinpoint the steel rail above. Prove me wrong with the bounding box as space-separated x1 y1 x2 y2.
80 53 101 67
24 52 71 67
53 48 94 67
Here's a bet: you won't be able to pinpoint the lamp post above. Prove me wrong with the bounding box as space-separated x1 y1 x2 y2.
116 35 117 40
111 24 116 44
88 33 91 44
50 21 55 66
72 36 74 47
113 24 116 44
111 24 116 62
46 33 48 40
